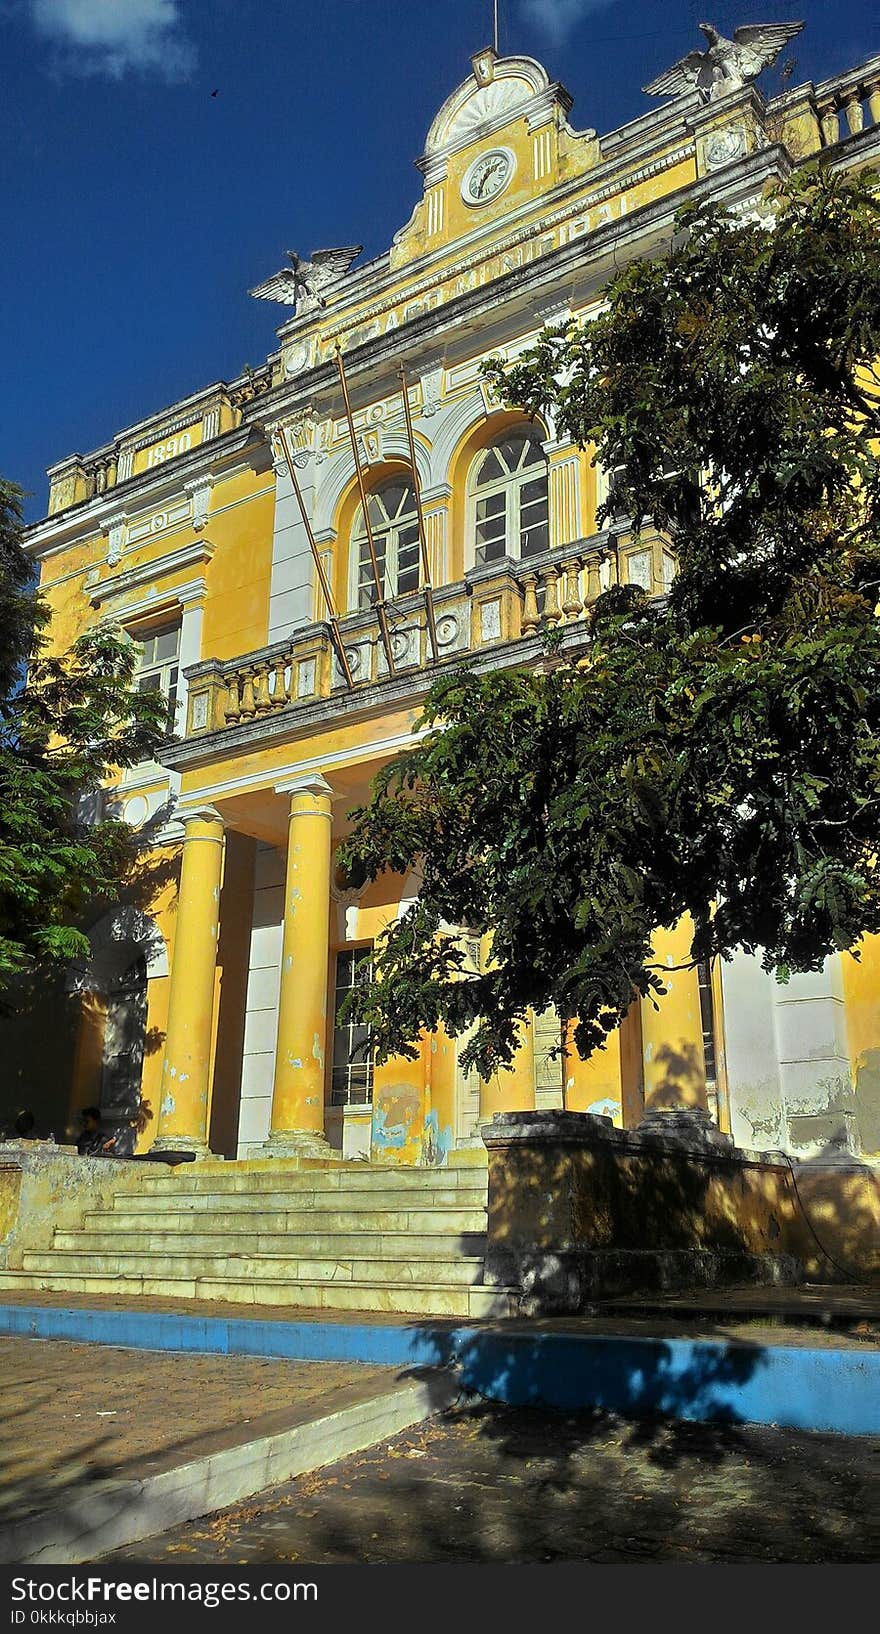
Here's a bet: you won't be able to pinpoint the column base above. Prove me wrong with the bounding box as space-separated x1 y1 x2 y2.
637 1106 734 1151
149 1136 214 1161
260 1130 333 1162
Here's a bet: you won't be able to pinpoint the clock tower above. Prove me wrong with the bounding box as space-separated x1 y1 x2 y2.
389 50 600 271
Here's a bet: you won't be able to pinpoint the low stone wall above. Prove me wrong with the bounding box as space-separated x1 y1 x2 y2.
482 1111 880 1311
0 1142 168 1269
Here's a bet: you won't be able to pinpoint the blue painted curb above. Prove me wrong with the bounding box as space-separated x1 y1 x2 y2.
1 1303 877 1438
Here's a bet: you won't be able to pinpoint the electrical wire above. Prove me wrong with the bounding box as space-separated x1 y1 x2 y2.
782 1151 880 1289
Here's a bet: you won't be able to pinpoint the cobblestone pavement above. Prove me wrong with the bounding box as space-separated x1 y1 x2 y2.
0 1338 392 1525
109 1401 879 1565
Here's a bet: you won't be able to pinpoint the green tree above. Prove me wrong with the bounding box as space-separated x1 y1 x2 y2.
340 164 880 1078
0 479 168 994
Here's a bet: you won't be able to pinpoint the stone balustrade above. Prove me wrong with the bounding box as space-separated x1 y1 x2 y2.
184 528 676 739
815 67 880 146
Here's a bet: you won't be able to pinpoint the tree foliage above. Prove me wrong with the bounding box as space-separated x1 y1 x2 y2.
0 479 169 993
340 164 880 1078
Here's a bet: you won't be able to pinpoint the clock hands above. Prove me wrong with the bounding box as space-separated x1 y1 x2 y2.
477 160 503 195
472 155 508 198
463 150 514 205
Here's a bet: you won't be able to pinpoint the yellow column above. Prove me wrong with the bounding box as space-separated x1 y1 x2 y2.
640 917 708 1113
265 775 333 1158
153 807 225 1156
563 1018 623 1119
479 1015 536 1119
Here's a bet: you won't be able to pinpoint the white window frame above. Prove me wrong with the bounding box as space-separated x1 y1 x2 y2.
330 946 374 1107
348 478 421 613
466 428 550 571
130 619 182 737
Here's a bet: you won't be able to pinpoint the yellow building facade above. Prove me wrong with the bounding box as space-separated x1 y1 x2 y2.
18 45 880 1169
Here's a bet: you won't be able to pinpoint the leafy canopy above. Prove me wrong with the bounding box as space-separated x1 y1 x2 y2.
340 164 880 1079
0 480 168 993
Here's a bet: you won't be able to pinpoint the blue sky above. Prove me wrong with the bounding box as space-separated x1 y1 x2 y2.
3 0 876 520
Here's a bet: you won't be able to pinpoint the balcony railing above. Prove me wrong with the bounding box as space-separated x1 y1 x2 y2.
183 529 675 739
813 63 880 146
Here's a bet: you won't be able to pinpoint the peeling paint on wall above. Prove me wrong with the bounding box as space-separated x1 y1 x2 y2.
854 1049 880 1153
372 1082 424 1164
422 1108 453 1167
587 1097 620 1120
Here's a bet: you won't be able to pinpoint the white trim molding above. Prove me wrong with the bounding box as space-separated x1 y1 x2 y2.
89 544 214 609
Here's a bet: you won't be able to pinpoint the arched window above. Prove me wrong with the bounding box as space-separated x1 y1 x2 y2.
469 427 549 567
351 477 420 611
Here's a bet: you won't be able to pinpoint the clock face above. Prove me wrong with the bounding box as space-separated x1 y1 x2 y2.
462 148 515 206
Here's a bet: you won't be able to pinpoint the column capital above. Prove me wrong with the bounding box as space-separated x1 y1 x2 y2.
275 774 333 801
179 804 225 831
420 481 452 507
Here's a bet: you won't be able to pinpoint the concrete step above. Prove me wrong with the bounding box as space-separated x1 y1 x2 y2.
55 1229 488 1258
92 1205 486 1233
108 1187 485 1214
21 1249 488 1286
134 1167 488 1195
0 1269 516 1319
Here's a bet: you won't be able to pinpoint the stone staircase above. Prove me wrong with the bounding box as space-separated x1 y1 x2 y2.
0 1160 517 1318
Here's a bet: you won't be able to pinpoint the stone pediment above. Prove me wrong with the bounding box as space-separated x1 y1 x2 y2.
422 52 555 161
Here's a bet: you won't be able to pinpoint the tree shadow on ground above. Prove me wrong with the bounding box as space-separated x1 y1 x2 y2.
129 1381 873 1565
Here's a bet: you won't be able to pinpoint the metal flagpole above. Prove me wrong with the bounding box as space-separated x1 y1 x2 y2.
494 0 499 53
334 342 397 678
273 424 355 690
398 363 439 665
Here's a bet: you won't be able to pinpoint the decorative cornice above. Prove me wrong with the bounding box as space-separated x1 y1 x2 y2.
243 141 795 432
89 544 213 608
25 428 268 558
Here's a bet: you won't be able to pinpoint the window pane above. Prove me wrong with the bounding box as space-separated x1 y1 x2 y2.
383 482 409 519
474 448 505 486
154 628 180 662
476 492 505 525
498 435 527 471
519 432 546 468
358 535 387 607
475 490 507 564
520 516 549 557
396 523 421 595
520 477 548 509
519 474 549 558
331 949 374 1106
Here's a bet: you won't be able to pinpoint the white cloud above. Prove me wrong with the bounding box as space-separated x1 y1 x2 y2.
518 0 617 46
30 0 195 79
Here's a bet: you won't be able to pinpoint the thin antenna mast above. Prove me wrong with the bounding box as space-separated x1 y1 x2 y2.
494 0 499 52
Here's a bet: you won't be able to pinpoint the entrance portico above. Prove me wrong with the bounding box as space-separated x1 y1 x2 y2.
150 757 555 1162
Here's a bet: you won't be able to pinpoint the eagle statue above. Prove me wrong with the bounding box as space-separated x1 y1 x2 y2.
250 246 363 313
643 20 804 102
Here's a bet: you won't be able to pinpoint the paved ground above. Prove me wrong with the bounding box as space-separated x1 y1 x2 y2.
107 1400 879 1565
0 1337 393 1527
